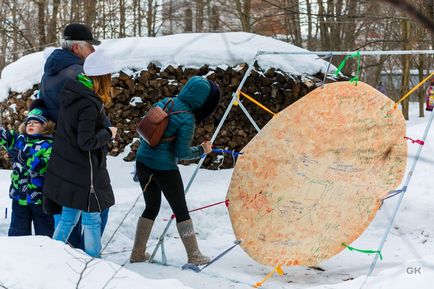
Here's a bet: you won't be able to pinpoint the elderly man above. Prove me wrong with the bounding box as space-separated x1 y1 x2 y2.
40 23 111 249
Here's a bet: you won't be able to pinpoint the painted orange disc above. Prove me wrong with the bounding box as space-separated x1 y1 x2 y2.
226 81 407 266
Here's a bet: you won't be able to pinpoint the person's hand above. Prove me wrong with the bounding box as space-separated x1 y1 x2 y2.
109 127 118 138
8 148 27 166
201 141 212 154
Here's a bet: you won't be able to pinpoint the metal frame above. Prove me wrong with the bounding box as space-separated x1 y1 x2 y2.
148 49 434 282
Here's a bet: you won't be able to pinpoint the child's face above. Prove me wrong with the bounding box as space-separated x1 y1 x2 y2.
26 120 43 135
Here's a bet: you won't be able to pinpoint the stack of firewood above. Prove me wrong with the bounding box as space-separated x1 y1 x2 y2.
0 63 330 169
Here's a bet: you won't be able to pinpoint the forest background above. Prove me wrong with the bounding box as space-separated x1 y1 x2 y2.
0 0 433 119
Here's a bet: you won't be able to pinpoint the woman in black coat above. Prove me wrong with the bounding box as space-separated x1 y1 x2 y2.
44 54 117 258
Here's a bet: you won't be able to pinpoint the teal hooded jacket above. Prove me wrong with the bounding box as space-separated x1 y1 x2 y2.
136 76 211 170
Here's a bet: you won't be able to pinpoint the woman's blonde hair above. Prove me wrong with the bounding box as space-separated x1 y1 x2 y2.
91 74 112 106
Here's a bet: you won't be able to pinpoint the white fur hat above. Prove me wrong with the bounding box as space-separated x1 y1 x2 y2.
83 51 115 76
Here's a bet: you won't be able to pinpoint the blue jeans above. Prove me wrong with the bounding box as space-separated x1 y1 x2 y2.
53 208 109 250
53 207 101 258
8 199 54 237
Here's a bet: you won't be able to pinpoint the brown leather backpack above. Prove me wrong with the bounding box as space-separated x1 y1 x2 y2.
136 99 190 147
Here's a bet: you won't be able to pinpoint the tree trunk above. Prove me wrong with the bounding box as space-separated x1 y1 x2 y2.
317 0 329 50
185 7 193 32
400 19 411 120
101 0 106 39
306 0 314 49
132 0 138 36
120 0 126 37
235 0 251 32
0 3 6 69
196 0 204 32
147 0 153 36
71 0 80 22
210 5 219 31
12 0 19 61
166 0 173 34
342 0 358 51
288 0 302 46
35 0 46 47
47 0 60 44
84 0 97 27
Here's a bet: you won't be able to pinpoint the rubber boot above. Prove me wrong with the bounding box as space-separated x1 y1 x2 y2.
130 217 153 263
176 219 210 265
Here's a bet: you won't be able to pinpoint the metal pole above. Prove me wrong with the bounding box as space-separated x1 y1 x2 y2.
149 94 238 264
322 53 333 89
237 100 261 132
149 53 261 264
257 50 434 56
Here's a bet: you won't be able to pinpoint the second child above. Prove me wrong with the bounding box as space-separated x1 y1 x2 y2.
0 100 55 236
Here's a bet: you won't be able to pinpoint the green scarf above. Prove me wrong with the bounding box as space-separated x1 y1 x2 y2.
77 73 93 89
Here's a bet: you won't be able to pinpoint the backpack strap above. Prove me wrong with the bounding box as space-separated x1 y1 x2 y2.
161 110 193 143
169 110 191 115
162 98 175 112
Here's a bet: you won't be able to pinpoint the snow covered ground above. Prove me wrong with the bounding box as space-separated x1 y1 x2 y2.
1 102 434 289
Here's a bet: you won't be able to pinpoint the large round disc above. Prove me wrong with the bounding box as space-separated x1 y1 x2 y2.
227 81 407 266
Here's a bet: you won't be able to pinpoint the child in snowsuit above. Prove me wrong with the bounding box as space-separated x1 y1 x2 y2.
0 100 55 236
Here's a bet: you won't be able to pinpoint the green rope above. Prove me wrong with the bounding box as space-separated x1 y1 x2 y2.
334 51 361 85
342 243 383 260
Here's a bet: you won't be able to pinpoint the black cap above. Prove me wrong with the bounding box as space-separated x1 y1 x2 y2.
63 23 101 45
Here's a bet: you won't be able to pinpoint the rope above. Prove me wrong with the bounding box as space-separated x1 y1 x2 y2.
212 148 243 157
404 136 425 145
381 188 404 204
238 91 277 116
334 51 361 85
102 172 154 253
199 240 241 272
101 190 143 253
253 263 285 288
168 199 230 220
342 243 383 260
393 72 434 109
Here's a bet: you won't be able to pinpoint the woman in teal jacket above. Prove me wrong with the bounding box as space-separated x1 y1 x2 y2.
131 76 221 265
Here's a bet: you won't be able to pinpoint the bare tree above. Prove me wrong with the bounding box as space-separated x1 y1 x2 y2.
33 0 46 47
120 0 126 37
234 0 251 32
196 0 204 32
184 6 193 32
84 0 96 27
47 0 60 44
147 0 154 36
71 0 80 22
379 0 434 33
210 5 219 31
400 18 412 120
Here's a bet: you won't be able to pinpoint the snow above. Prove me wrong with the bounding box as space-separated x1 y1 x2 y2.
0 236 190 289
1 103 434 288
129 96 143 107
0 32 332 100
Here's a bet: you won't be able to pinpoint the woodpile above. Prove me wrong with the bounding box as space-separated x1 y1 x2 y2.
0 63 331 169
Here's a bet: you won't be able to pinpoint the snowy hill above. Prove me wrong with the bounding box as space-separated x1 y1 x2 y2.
0 32 331 100
1 103 434 288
